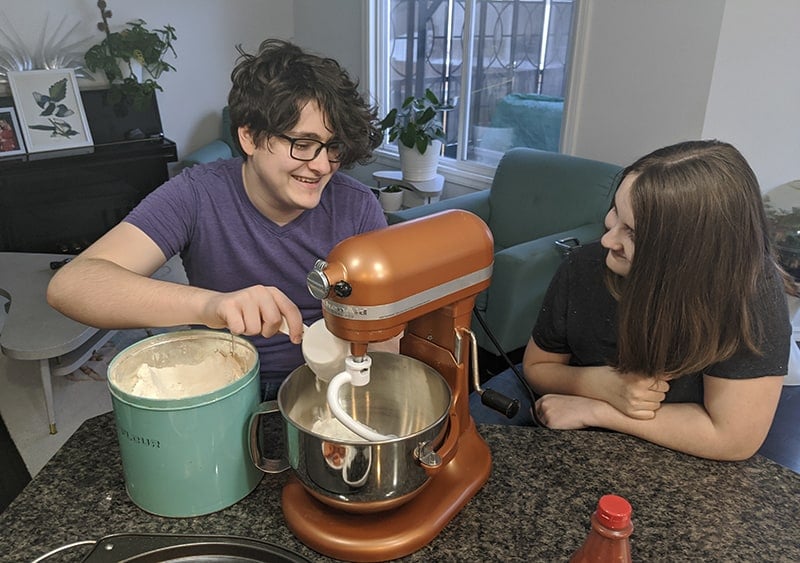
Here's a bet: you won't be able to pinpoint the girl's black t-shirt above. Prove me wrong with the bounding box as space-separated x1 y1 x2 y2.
532 242 791 404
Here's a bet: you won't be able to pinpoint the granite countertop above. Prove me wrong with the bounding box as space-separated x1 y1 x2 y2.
2 412 799 562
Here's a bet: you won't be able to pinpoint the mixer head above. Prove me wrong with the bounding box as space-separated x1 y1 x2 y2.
306 210 494 351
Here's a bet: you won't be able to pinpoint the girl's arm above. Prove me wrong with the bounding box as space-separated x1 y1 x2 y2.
523 338 668 419
536 374 784 460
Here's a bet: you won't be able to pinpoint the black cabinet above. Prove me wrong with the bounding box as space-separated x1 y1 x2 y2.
0 139 177 253
0 89 177 253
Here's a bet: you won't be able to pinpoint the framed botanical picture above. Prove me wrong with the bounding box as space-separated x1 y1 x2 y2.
7 69 93 156
0 106 26 157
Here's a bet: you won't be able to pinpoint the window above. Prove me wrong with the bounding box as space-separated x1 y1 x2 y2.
374 0 575 171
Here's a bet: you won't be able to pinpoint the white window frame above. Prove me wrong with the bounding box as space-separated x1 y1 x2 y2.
369 0 583 191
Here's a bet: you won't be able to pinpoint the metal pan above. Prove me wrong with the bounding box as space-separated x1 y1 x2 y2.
32 533 311 563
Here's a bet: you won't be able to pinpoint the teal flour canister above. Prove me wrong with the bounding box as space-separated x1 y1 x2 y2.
107 330 263 517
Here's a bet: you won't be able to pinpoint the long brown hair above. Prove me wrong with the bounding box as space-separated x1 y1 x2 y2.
607 140 792 378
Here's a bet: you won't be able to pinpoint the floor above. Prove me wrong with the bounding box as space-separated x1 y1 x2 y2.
0 328 162 512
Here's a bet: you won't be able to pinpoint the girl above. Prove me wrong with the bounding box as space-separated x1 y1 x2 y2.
471 140 794 461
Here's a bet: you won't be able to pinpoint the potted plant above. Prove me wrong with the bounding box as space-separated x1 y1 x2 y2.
378 184 405 212
379 88 452 181
767 207 800 281
764 181 800 282
83 0 177 112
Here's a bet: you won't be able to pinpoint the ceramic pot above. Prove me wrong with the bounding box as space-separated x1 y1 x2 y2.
398 140 442 181
378 188 404 212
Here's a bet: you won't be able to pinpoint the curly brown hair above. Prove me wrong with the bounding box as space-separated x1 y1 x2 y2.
227 38 381 168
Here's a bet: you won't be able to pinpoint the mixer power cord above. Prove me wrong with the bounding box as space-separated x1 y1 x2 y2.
472 308 543 427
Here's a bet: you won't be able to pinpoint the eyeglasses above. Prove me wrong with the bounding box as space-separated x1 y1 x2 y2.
275 134 346 163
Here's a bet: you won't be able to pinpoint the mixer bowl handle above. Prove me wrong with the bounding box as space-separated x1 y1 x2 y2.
248 400 290 473
415 410 460 474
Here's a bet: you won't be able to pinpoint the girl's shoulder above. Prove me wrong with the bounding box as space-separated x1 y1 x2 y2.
565 241 607 273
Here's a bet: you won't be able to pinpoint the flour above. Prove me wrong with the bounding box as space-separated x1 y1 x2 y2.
119 351 247 399
311 414 368 442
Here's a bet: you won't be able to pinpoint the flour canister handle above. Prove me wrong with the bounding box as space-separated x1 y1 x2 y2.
248 400 290 473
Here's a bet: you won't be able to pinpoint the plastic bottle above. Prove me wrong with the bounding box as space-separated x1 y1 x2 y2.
569 494 633 562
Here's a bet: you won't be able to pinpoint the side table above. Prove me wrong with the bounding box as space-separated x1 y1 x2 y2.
373 170 444 208
0 253 187 433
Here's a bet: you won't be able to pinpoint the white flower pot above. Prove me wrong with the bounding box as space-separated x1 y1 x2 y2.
398 140 442 182
379 189 404 212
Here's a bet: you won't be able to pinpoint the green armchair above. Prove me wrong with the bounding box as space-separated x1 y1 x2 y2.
386 147 622 356
181 106 242 167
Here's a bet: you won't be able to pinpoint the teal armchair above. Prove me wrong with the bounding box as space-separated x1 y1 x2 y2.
386 148 622 356
181 106 242 167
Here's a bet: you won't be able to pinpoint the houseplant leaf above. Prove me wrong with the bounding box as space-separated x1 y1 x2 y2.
379 88 451 153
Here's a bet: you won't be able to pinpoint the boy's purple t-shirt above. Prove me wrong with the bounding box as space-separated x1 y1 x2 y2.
124 157 387 378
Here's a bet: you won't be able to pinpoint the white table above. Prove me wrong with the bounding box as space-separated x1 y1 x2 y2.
0 253 187 433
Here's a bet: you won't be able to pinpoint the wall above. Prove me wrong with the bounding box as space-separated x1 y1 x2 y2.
292 0 367 82
0 0 292 159
701 0 800 192
563 0 724 164
556 0 800 193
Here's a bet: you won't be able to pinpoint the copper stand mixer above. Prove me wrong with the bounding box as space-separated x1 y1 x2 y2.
281 209 495 562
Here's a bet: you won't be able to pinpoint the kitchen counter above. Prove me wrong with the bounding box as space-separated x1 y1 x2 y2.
2 413 798 562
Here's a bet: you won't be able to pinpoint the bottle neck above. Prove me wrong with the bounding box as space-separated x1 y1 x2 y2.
570 515 633 563
591 513 634 539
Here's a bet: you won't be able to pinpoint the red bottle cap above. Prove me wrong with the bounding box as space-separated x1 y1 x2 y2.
595 495 632 530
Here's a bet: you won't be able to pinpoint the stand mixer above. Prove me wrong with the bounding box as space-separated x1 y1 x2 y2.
282 209 495 562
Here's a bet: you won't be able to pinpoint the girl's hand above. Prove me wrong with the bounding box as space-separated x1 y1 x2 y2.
597 368 669 419
534 394 607 429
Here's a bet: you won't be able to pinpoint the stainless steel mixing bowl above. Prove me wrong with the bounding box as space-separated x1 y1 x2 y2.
252 351 452 512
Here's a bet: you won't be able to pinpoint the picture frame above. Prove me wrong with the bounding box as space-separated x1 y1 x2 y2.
7 69 93 157
0 106 26 158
